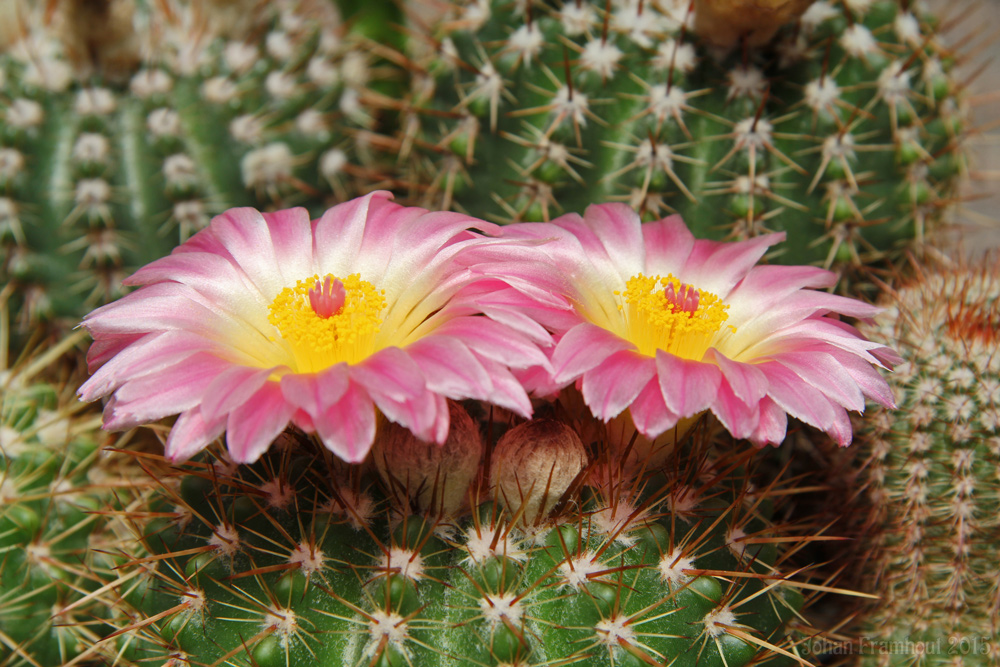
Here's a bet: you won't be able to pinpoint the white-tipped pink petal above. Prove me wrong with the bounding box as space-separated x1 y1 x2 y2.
581 350 656 421
552 323 634 384
226 384 297 463
314 381 376 463
629 377 681 437
655 353 722 419
166 409 227 462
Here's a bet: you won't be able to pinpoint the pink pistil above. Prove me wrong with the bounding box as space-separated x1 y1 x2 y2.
309 276 346 318
664 282 699 314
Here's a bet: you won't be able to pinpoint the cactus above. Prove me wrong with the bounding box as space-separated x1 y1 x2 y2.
371 0 968 277
70 408 846 667
0 0 386 330
844 257 999 664
0 330 148 667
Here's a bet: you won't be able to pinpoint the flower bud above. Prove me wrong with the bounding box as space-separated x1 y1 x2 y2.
693 0 815 48
491 419 588 526
372 402 483 517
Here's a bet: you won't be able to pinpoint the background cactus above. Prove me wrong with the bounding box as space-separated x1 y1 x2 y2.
70 410 848 667
0 0 387 330
834 257 999 664
367 0 969 278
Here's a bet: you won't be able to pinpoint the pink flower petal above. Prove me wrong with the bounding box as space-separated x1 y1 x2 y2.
405 336 493 399
655 352 722 418
705 349 768 407
711 381 759 440
226 383 296 463
629 377 681 438
582 350 656 421
165 409 226 462
552 323 634 384
202 365 275 422
750 397 788 446
280 366 350 416
641 214 694 276
681 233 784 298
314 381 376 463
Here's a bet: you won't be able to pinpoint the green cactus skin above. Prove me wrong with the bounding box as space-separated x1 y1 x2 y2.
849 259 999 665
373 0 966 276
84 417 828 667
0 0 381 330
0 333 145 667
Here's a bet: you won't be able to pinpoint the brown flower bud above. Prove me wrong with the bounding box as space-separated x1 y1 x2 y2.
491 419 588 526
372 402 483 518
693 0 815 49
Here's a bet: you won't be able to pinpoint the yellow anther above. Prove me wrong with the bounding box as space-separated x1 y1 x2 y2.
614 273 732 359
268 273 385 371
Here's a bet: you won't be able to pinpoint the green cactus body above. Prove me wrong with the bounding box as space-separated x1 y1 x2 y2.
0 1 380 329
94 419 819 667
380 0 964 274
0 335 142 667
851 260 999 664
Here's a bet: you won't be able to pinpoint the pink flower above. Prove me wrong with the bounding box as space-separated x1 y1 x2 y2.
78 192 551 464
497 203 899 447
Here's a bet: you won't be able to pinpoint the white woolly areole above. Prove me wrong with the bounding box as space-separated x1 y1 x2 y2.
894 12 921 45
559 551 602 589
260 478 294 510
636 139 674 172
463 525 527 564
321 488 375 530
341 52 370 88
473 61 504 100
727 66 767 100
461 0 491 31
580 39 623 79
241 143 294 188
75 88 116 116
23 60 72 92
479 593 524 626
296 109 328 136
0 197 17 220
0 148 24 180
726 527 748 558
595 615 636 648
148 108 181 137
703 606 738 638
230 115 265 144
209 524 240 558
382 547 426 582
733 117 773 151
266 31 295 62
130 70 173 98
73 134 111 164
552 86 589 127
560 2 595 35
652 40 697 73
266 71 299 99
592 498 646 545
164 154 198 185
307 56 339 87
805 76 840 112
365 611 409 658
667 485 699 516
262 606 298 647
202 77 238 105
878 61 911 104
75 179 112 207
320 149 348 180
174 201 208 230
648 85 687 123
658 548 695 586
508 24 544 67
224 41 258 73
841 24 878 58
7 99 44 129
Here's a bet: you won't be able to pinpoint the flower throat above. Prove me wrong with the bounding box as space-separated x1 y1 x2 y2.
615 273 732 359
268 273 385 371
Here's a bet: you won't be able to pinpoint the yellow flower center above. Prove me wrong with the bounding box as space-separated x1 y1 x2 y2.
614 273 733 359
268 273 385 372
